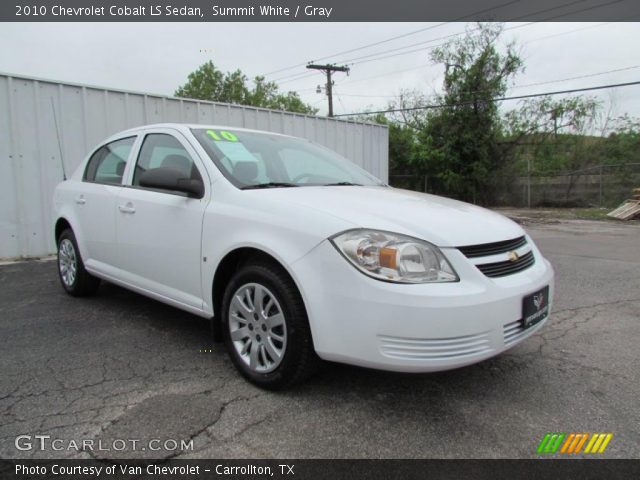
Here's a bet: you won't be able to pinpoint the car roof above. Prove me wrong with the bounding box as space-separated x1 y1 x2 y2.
114 123 294 139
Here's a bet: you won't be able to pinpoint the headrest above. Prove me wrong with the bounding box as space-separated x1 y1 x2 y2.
161 154 191 176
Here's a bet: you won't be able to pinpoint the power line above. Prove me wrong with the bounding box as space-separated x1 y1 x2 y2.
339 25 505 66
261 22 449 77
324 22 529 68
332 64 433 89
333 0 621 70
266 0 610 84
511 65 640 90
272 70 318 84
270 0 625 90
333 21 619 90
335 64 640 98
261 0 525 77
271 23 487 83
333 92 404 98
272 23 529 85
333 80 640 117
524 21 612 44
274 22 528 84
333 86 349 115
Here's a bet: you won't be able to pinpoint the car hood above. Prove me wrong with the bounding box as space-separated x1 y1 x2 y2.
253 186 525 247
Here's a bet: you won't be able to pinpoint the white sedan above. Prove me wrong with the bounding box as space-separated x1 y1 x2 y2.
53 123 553 389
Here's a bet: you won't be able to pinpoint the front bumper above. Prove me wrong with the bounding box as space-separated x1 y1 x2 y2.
291 236 554 372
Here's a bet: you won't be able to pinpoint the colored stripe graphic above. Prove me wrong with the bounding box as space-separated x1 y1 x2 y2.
560 434 575 453
560 433 589 454
537 433 565 454
538 433 613 454
537 433 552 454
585 433 613 453
572 433 590 453
597 433 613 453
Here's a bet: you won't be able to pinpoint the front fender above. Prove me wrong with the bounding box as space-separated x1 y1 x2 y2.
200 199 355 316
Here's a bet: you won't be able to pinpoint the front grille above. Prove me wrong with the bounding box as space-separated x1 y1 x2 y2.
457 236 535 278
475 250 535 278
458 236 527 258
378 332 492 360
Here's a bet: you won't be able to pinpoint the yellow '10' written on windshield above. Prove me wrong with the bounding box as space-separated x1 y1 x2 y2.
206 130 238 142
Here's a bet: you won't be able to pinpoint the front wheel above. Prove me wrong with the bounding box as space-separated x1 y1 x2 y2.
221 262 318 390
57 229 101 296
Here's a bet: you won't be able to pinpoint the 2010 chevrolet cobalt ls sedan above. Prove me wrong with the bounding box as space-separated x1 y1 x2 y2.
53 123 553 389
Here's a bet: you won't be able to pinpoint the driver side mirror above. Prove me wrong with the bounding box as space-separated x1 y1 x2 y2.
139 167 204 198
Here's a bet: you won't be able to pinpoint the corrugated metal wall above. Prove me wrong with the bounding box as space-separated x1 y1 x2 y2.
0 73 388 259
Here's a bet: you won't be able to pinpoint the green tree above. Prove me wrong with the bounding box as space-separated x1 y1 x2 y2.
374 24 619 205
367 113 418 176
502 96 601 175
175 61 318 115
601 115 640 165
418 23 524 203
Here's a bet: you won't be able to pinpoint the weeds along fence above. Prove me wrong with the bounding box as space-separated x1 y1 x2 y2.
389 163 640 208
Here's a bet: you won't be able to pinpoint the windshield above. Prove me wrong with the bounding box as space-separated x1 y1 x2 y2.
191 128 384 189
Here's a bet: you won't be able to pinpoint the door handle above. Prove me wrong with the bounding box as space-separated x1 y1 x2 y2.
75 195 86 205
118 203 136 214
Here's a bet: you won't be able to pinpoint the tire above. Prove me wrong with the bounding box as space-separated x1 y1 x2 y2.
221 261 318 390
56 228 101 296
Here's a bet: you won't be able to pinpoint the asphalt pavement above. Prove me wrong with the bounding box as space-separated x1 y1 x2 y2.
1 218 638 459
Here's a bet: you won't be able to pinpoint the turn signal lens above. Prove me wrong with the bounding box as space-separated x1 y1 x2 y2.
379 246 398 269
330 229 458 284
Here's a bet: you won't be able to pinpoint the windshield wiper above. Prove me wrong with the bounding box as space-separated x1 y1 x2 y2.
241 182 299 190
322 181 363 186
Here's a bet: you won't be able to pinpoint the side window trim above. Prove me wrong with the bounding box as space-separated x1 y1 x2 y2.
82 135 137 186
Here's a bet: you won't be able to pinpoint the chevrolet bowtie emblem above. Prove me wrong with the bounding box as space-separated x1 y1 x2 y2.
507 251 520 262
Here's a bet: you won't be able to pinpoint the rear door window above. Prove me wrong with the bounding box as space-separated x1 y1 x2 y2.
84 137 136 185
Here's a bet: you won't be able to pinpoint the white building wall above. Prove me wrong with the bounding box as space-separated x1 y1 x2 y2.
0 73 388 258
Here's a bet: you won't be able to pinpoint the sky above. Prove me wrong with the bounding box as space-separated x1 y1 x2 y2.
1 22 639 129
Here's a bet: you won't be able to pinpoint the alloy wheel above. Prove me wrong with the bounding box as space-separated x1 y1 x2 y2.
228 283 287 373
58 238 77 287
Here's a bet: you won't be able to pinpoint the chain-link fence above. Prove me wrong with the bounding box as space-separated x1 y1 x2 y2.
389 163 640 208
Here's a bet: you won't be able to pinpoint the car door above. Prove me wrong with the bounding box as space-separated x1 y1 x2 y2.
74 136 137 271
115 129 209 310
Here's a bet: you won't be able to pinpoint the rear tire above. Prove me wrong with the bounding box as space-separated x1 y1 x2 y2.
221 261 318 390
57 228 101 296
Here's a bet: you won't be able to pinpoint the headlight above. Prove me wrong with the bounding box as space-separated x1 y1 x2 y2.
330 229 458 284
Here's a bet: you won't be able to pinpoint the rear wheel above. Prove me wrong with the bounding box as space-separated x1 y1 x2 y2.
57 229 101 296
221 262 318 389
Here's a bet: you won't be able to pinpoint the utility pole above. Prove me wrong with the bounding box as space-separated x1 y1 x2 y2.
306 63 350 117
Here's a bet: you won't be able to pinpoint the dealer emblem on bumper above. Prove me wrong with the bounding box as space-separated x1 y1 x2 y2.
533 292 545 310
